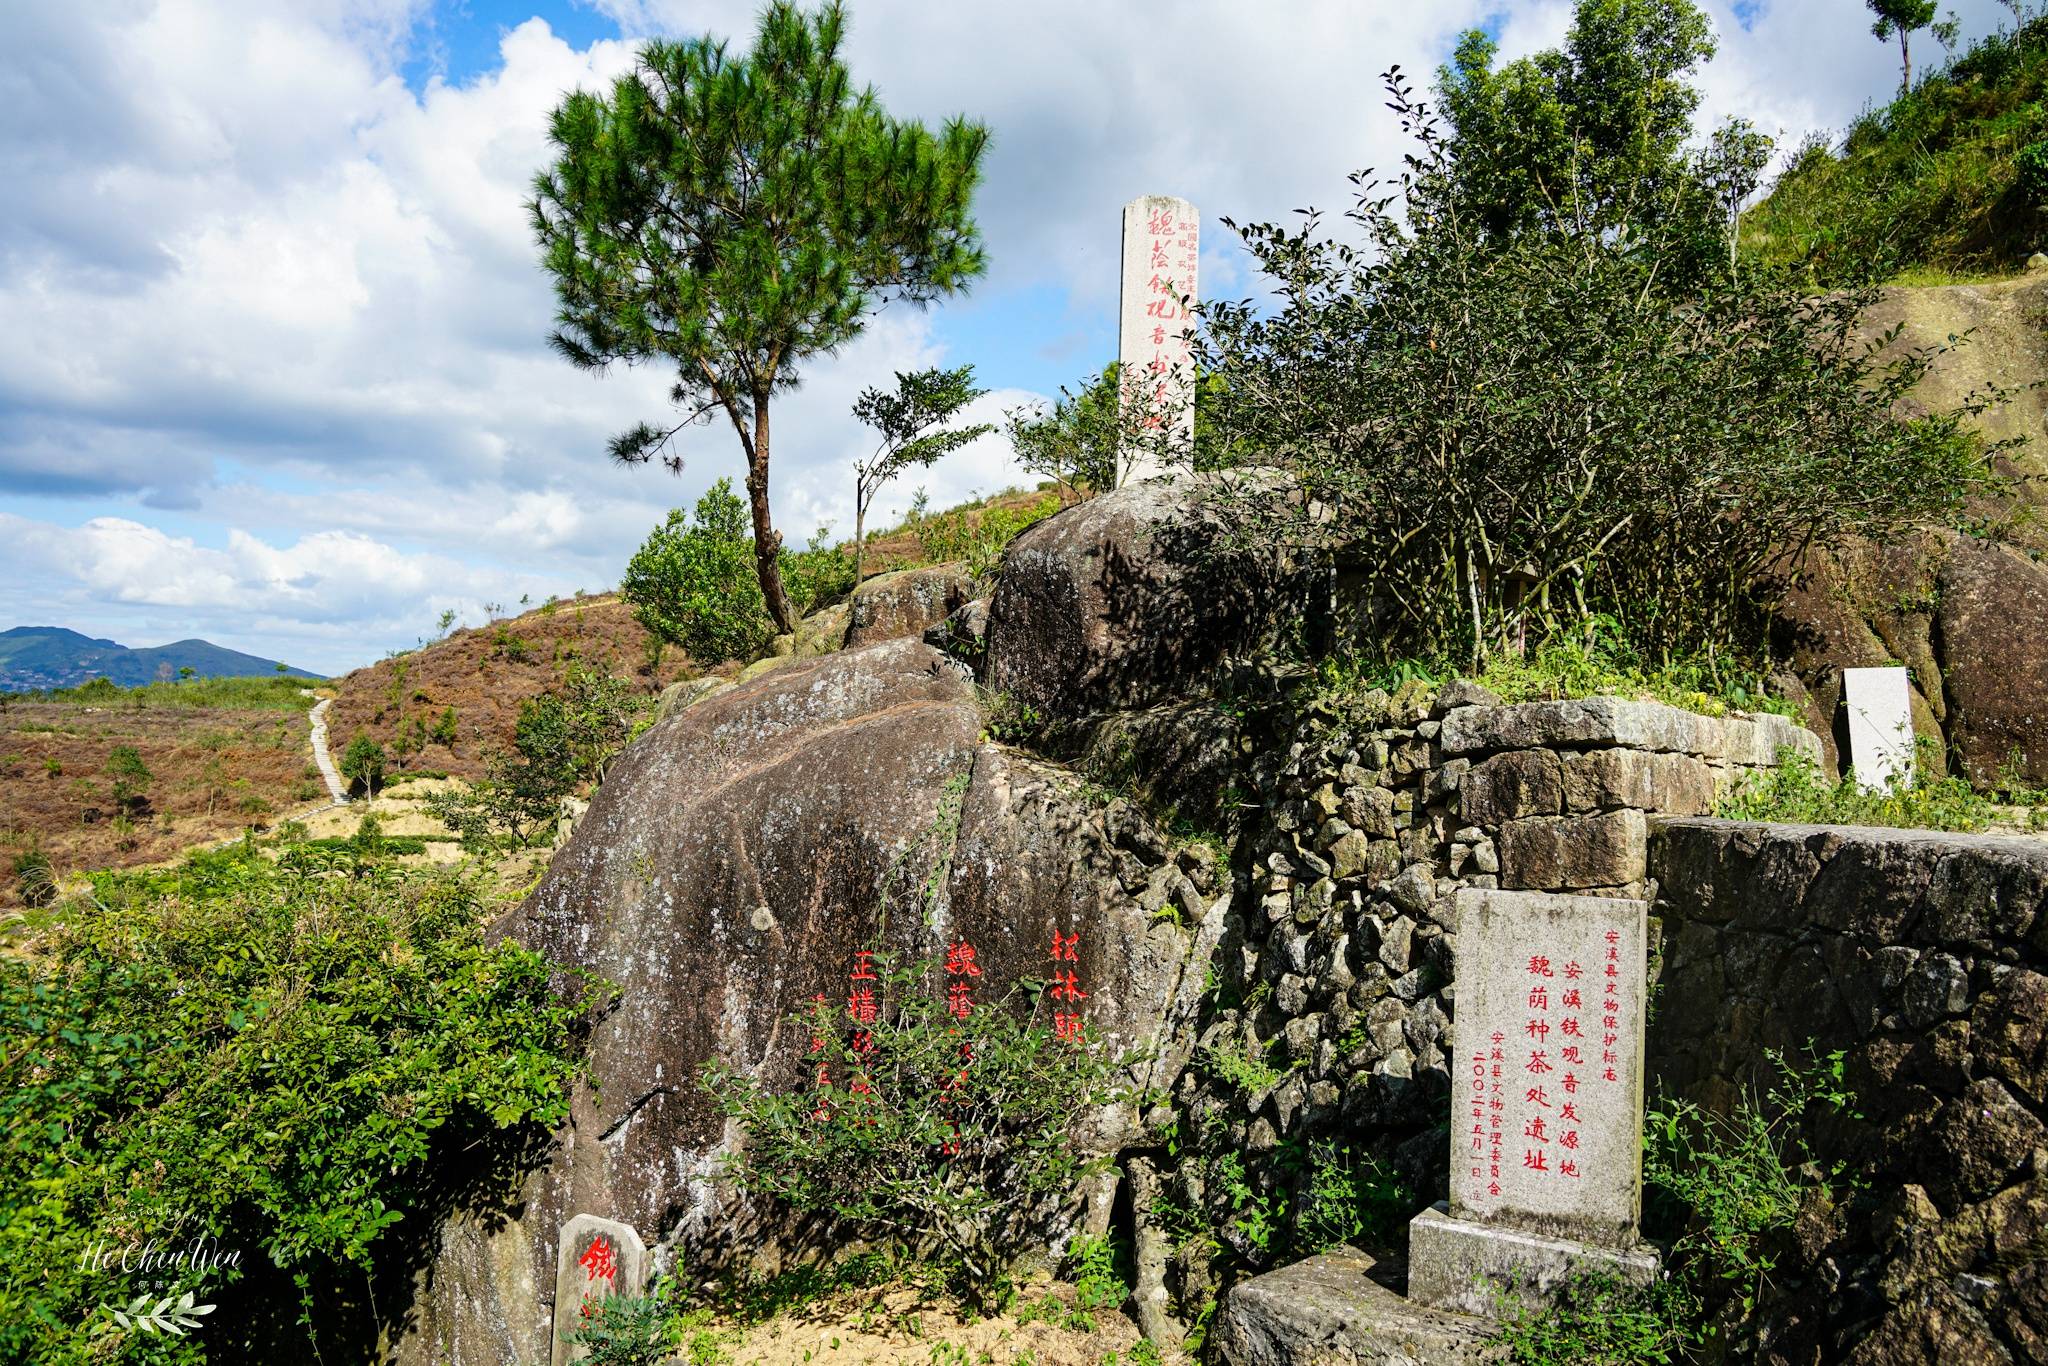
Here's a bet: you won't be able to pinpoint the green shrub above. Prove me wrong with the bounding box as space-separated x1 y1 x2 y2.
425 665 644 850
1200 19 2002 675
1489 1271 1699 1365
1742 15 2048 283
106 745 152 814
1645 1048 1857 1314
1294 1141 1413 1253
566 1279 687 1366
0 850 603 1363
781 526 857 618
622 479 777 665
702 955 1130 1308
913 494 1059 581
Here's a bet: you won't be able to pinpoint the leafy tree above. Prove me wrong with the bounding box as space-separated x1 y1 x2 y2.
850 366 993 582
339 735 387 798
1868 0 1940 93
1433 0 1763 284
105 746 151 815
532 1 990 633
431 705 459 748
1004 365 1126 501
426 667 644 850
622 479 777 665
1196 46 2003 672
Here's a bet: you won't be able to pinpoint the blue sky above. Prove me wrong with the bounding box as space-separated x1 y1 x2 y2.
0 0 2022 674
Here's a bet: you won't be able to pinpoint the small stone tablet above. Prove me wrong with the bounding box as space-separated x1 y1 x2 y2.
1843 666 1914 793
551 1214 648 1366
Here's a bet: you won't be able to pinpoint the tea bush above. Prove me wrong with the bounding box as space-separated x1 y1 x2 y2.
0 846 603 1363
703 954 1131 1308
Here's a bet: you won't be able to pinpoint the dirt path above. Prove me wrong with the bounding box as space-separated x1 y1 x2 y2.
305 694 348 804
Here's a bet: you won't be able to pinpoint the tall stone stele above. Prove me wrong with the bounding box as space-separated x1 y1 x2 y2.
1116 194 1198 486
1408 889 1661 1317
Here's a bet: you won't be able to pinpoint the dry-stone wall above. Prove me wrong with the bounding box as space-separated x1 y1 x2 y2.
1649 819 2048 1365
1168 686 1816 1297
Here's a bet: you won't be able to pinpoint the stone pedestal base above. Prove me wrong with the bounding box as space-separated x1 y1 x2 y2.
1407 1203 1660 1319
1214 1246 1505 1365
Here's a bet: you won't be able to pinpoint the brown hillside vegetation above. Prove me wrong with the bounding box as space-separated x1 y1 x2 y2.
0 697 316 906
326 488 1070 780
326 594 699 781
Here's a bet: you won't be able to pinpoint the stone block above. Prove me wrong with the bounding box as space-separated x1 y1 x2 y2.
1496 811 1647 892
1459 750 1564 827
1720 711 1825 767
1447 890 1649 1245
553 1214 648 1366
1214 1245 1505 1365
1407 1204 1659 1320
1560 749 1715 815
1439 698 1724 757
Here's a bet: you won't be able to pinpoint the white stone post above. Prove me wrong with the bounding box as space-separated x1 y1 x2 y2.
1117 194 1198 486
1842 666 1915 792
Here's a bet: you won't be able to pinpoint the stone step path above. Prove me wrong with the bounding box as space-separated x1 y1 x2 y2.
304 693 348 805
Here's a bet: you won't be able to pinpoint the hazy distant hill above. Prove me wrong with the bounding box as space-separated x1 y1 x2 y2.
0 626 320 692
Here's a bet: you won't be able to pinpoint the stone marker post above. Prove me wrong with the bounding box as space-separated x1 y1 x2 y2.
1117 194 1198 487
1842 666 1914 793
552 1214 649 1366
1408 889 1659 1318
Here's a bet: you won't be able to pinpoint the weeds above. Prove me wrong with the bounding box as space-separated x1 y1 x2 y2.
1717 744 2047 832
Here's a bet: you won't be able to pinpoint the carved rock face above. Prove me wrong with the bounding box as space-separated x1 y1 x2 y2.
396 636 1217 1365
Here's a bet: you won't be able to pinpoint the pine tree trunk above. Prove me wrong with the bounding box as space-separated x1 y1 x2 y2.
748 396 796 634
1900 33 1912 96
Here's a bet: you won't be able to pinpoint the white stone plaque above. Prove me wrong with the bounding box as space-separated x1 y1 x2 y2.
1843 666 1914 793
1447 889 1646 1247
551 1213 649 1366
1117 194 1198 486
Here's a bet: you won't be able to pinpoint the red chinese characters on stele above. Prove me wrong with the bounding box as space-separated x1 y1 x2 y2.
1514 953 1586 1184
1132 204 1198 429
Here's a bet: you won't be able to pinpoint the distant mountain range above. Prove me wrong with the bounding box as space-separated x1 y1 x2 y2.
0 626 321 693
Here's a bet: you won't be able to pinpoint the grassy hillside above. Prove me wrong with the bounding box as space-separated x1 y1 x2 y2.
326 593 696 783
1744 15 2048 286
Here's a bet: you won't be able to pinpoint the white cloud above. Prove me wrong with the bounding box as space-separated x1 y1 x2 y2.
0 0 2026 666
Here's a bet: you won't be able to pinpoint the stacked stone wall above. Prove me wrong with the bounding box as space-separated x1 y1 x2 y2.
1167 690 1815 1287
1648 819 2048 1363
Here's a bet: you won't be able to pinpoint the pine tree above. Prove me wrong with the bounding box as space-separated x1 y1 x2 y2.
532 2 990 632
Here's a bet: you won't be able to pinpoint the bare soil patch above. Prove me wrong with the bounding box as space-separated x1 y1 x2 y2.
0 699 316 905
